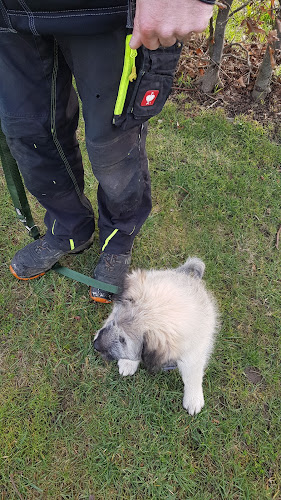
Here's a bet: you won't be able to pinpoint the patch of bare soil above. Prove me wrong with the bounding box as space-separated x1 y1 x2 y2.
173 36 281 139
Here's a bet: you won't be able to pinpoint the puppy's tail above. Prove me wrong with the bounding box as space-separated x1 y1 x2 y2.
177 257 205 279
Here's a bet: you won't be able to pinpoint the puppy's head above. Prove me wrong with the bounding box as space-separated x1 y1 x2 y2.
93 269 170 371
94 313 143 362
93 273 145 362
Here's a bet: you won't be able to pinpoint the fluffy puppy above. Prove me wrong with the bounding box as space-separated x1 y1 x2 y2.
94 257 219 415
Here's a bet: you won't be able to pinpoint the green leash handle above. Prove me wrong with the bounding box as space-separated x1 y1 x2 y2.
0 123 40 239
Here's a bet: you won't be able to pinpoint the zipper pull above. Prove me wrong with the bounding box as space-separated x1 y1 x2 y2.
129 65 137 82
129 48 137 82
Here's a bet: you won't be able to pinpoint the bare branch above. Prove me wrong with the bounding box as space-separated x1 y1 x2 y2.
224 42 252 71
228 0 253 18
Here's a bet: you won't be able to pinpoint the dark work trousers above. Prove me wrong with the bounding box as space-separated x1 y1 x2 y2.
0 28 152 253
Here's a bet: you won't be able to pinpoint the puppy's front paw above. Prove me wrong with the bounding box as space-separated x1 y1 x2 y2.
183 391 205 415
118 359 139 376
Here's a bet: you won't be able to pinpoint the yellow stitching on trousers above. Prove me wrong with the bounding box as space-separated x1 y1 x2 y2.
102 229 119 252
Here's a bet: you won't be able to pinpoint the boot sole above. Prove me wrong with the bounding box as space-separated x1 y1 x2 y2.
10 265 46 281
9 235 94 281
89 289 112 304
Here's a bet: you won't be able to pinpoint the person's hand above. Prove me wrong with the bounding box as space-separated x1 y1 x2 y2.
130 0 214 50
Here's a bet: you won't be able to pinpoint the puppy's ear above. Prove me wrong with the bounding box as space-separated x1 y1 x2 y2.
141 333 163 374
177 257 205 279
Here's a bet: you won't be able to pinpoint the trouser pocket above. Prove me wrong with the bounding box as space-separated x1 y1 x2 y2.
113 42 182 130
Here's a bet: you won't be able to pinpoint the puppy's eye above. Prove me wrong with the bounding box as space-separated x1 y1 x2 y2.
119 335 126 344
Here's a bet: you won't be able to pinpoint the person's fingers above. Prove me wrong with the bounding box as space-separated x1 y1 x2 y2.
158 35 177 48
130 0 214 49
131 26 181 50
129 30 143 50
177 32 192 44
130 29 160 50
142 36 161 50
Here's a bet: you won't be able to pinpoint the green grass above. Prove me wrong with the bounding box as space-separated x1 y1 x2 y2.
0 103 280 499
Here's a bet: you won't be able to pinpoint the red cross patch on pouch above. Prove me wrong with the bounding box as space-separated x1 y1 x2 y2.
140 90 159 106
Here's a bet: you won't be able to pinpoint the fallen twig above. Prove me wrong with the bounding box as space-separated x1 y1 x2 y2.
209 57 232 80
176 185 189 195
225 43 252 65
207 100 222 108
171 87 194 91
204 93 224 101
9 475 23 500
276 225 281 249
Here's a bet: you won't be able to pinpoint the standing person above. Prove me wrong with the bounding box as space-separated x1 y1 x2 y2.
0 0 214 303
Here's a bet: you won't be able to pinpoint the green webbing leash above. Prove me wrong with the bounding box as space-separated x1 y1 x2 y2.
53 264 119 294
0 125 40 240
0 123 119 295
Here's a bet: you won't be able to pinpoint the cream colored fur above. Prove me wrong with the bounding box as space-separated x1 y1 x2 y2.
94 258 219 415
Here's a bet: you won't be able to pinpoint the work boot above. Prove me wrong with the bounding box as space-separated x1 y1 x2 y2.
10 234 94 280
90 251 132 304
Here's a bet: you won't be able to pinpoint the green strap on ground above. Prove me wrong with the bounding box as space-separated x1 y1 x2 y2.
53 264 119 294
0 124 40 240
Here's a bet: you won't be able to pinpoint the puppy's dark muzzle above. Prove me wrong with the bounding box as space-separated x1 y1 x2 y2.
93 337 101 352
93 337 115 361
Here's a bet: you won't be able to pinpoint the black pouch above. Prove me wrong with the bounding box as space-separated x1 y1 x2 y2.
113 41 182 130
